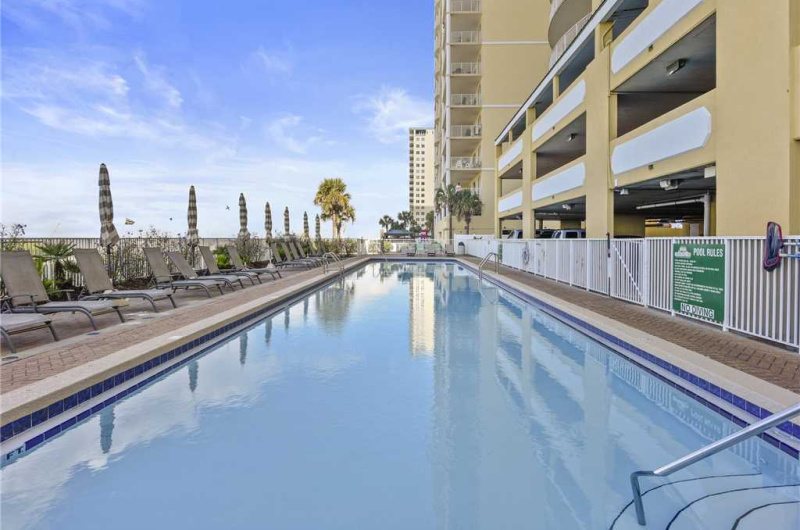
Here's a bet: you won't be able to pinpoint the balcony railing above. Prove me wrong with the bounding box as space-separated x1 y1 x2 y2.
450 93 481 106
450 156 482 169
451 0 481 13
451 61 481 75
450 124 482 137
450 30 481 44
549 12 591 68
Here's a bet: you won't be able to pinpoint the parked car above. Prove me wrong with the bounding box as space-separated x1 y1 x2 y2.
535 229 555 239
502 229 522 239
551 229 586 239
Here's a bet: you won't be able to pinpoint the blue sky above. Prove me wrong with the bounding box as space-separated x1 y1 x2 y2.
1 0 433 238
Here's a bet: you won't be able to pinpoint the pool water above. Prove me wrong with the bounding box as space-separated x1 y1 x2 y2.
1 262 797 529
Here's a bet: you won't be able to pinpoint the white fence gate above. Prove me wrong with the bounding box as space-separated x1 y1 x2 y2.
455 235 800 351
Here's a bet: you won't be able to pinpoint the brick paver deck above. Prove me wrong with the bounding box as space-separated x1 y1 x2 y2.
0 264 349 394
464 258 800 393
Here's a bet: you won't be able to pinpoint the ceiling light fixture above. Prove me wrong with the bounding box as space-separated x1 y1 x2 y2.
659 179 679 191
562 203 573 211
666 58 688 76
566 133 577 142
619 188 629 196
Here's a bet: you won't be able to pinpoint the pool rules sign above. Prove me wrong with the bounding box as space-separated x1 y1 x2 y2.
672 243 725 324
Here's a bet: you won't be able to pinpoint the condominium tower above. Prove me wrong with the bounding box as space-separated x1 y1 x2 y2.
433 0 553 241
494 0 799 237
409 128 435 228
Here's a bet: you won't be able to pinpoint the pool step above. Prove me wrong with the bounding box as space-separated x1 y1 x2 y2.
732 500 800 529
610 474 800 529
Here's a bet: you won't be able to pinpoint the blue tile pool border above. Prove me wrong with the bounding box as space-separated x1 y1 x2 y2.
456 260 800 459
1 262 365 460
3 258 798 462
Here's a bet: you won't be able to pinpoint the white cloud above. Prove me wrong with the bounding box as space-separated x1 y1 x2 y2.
2 0 145 31
354 87 432 144
265 114 323 155
251 46 293 75
134 53 183 109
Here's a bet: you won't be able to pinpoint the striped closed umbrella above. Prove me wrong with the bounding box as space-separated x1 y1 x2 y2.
238 193 250 239
264 202 272 239
98 163 120 248
303 212 310 240
187 186 199 247
315 214 321 240
284 207 290 235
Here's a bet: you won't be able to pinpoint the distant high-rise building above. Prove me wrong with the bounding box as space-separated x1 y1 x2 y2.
433 0 552 241
409 128 435 228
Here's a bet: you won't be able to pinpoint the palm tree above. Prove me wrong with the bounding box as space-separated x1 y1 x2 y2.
455 190 483 234
397 210 414 230
314 178 356 240
35 242 78 284
425 210 435 233
379 215 394 237
434 184 461 243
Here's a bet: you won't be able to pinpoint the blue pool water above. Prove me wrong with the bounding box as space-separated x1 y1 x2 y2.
1 262 797 529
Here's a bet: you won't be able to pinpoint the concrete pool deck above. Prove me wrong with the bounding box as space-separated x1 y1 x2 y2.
1 255 797 437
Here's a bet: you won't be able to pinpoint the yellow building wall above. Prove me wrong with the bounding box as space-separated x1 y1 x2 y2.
715 0 798 235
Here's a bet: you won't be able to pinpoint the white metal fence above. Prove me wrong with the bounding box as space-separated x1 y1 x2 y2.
457 236 800 351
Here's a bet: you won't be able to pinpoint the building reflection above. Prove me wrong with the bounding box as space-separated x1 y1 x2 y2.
408 263 436 356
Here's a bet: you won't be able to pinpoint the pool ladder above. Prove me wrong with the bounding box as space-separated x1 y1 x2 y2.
321 252 344 277
478 252 500 281
630 401 800 526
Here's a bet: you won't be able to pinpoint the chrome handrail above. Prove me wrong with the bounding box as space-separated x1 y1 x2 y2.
321 252 344 277
478 252 500 280
631 402 800 526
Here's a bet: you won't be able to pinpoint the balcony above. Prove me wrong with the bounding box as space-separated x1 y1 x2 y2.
450 93 481 106
450 156 482 170
498 189 523 214
450 0 480 13
549 12 591 68
549 0 591 46
450 30 480 44
450 124 482 138
451 62 481 75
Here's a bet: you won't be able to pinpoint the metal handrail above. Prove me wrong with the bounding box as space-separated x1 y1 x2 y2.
631 402 800 526
321 252 344 277
478 252 500 280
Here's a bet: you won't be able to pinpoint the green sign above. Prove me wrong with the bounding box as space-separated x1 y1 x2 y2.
672 243 725 324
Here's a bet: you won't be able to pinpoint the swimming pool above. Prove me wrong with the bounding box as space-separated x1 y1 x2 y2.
1 262 798 529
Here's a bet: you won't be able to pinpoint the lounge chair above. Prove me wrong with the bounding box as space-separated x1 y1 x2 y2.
406 242 418 257
426 243 439 257
198 246 260 285
290 240 323 265
165 251 245 291
73 249 177 312
143 247 227 297
225 246 281 280
270 242 312 269
444 244 456 257
281 240 318 267
0 250 125 330
1 313 59 353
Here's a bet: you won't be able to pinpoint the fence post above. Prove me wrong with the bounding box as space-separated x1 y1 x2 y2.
723 238 731 332
641 240 649 307
669 238 676 316
569 240 574 286
587 241 592 291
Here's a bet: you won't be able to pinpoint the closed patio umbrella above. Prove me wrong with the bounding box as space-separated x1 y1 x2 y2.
98 163 120 274
238 193 250 239
264 202 272 240
284 207 290 235
186 186 199 265
303 212 310 240
315 214 321 240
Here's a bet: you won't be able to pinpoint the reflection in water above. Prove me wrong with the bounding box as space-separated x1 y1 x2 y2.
1 263 797 530
188 360 198 393
99 408 114 455
239 334 248 366
264 319 272 346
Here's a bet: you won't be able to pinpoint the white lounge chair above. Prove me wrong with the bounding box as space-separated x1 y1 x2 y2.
0 313 59 353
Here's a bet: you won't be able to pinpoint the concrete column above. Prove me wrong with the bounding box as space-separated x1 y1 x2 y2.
521 109 536 238
584 46 615 238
